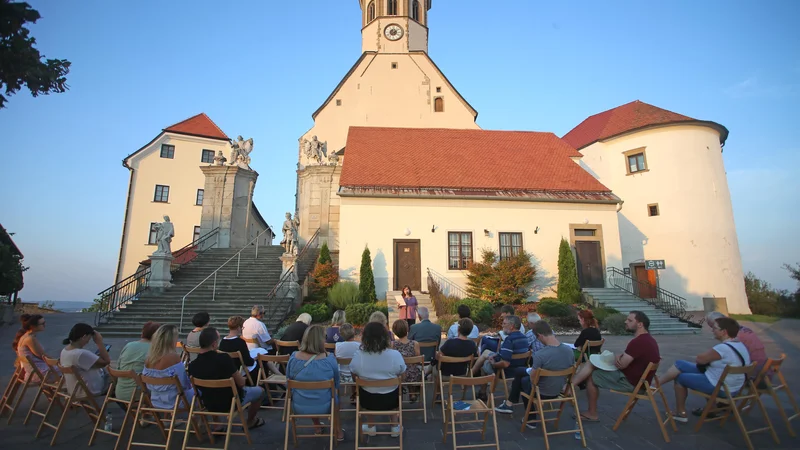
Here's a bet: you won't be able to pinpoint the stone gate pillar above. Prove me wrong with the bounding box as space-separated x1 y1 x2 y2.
199 164 259 249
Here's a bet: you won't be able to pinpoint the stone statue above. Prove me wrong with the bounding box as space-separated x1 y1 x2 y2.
327 149 340 165
229 135 254 166
153 215 174 255
280 212 300 255
302 135 327 165
213 150 227 166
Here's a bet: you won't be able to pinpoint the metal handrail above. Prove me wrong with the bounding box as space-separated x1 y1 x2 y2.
179 227 274 330
606 267 700 326
94 227 220 326
426 267 467 318
264 229 321 324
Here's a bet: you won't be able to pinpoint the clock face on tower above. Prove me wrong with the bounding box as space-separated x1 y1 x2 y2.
384 24 404 41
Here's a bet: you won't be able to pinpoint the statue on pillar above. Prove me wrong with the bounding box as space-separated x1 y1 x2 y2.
280 212 300 255
229 135 254 167
302 135 328 165
152 215 174 255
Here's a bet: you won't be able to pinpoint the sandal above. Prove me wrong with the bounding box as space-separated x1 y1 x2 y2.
572 412 600 422
337 428 346 442
248 417 266 430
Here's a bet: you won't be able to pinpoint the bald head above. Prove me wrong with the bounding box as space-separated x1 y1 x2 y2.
417 307 429 320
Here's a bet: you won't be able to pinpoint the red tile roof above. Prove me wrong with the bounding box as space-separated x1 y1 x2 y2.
562 100 727 150
340 127 613 196
163 113 230 141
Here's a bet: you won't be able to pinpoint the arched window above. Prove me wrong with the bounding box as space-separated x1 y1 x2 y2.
411 0 420 21
434 97 444 112
367 1 375 22
387 0 397 15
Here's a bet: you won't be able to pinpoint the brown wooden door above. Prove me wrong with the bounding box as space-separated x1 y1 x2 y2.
634 265 657 298
394 240 421 291
575 241 604 288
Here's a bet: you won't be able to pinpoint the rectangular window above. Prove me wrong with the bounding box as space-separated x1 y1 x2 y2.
153 185 169 202
574 229 596 237
336 99 342 106
391 62 398 69
160 144 175 159
448 232 473 270
648 203 660 217
201 149 214 163
436 86 442 93
193 226 201 242
499 232 523 260
627 152 646 173
148 222 158 245
196 189 204 206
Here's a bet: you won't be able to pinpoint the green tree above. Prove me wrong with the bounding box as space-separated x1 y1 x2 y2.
744 271 784 316
466 249 536 304
359 246 377 303
0 1 71 108
556 238 581 304
311 242 338 296
81 296 108 313
318 241 332 264
0 227 27 298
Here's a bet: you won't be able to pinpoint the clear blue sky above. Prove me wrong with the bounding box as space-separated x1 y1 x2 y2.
1 1 798 304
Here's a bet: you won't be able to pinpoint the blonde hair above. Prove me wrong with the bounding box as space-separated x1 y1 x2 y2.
331 310 346 326
299 325 326 355
227 316 245 330
146 324 178 367
369 311 387 325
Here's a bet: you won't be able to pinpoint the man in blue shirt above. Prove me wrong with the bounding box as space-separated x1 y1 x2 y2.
472 315 528 400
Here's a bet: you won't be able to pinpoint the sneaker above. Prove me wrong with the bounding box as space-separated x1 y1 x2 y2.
672 412 688 423
361 424 376 436
495 402 513 414
521 417 537 429
390 425 401 438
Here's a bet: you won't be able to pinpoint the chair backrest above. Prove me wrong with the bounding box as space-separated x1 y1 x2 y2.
336 357 352 366
630 361 659 391
22 355 46 382
42 356 62 385
530 366 576 388
578 339 605 363
418 341 439 350
141 373 187 397
59 365 99 402
324 343 336 351
107 367 145 401
190 376 242 410
449 374 495 394
512 351 532 361
403 355 424 365
470 337 482 346
276 340 299 350
242 337 258 345
287 379 335 408
752 354 785 388
219 350 253 383
436 354 475 376
418 341 439 360
355 376 401 390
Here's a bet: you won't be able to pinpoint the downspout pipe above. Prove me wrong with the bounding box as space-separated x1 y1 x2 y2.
114 159 135 284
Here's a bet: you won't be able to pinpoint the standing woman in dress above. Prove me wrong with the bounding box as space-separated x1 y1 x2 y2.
399 285 418 327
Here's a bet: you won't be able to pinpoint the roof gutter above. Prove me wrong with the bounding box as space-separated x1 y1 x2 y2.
337 189 621 205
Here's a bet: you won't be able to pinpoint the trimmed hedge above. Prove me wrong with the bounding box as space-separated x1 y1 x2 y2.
602 313 627 334
345 303 388 325
592 306 619 323
457 298 494 325
298 303 330 323
537 300 572 318
328 281 360 310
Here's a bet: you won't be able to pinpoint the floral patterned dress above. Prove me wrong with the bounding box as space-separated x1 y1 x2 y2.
392 340 421 383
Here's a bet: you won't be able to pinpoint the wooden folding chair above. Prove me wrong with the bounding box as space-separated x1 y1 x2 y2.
442 374 500 450
355 376 403 450
89 368 153 450
608 362 676 442
417 341 439 377
218 350 254 386
276 340 300 355
520 367 586 450
741 354 799 436
183 346 204 366
256 354 289 419
691 363 779 450
401 355 428 423
324 343 337 352
284 379 337 449
575 339 604 365
128 374 203 450
24 357 63 427
37 364 104 446
433 354 475 422
182 377 253 450
493 351 531 402
336 357 357 413
4 356 47 424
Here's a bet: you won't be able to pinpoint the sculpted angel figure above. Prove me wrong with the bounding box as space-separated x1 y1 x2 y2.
229 135 254 165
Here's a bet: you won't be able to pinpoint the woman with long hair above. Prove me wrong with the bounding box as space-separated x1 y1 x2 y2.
326 310 346 344
12 314 53 380
351 322 406 438
61 323 110 396
142 324 194 409
287 325 344 441
398 286 418 327
574 309 603 358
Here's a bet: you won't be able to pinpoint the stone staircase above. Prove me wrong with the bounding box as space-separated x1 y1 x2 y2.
96 245 295 338
583 288 699 335
386 291 437 324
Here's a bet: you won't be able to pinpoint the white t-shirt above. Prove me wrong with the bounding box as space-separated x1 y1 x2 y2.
60 347 105 396
243 317 272 351
706 340 750 393
335 341 361 378
350 348 406 394
447 322 479 340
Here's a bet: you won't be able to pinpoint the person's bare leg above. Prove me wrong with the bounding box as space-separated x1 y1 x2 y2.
582 376 600 420
572 362 595 386
247 404 260 424
657 365 681 386
674 383 688 415
335 407 344 439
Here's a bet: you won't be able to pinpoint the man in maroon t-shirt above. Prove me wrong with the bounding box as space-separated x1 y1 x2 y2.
572 311 660 422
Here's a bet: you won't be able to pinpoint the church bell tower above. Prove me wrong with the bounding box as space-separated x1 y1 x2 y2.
360 0 431 53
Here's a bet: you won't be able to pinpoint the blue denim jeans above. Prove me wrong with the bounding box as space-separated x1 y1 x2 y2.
674 360 716 395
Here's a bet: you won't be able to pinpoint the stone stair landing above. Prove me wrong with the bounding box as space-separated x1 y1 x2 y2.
386 291 437 325
583 288 699 335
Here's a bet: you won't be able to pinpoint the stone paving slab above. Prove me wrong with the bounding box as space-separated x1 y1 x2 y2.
1 312 799 449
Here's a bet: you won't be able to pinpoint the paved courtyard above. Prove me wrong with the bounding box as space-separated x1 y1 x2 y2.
1 312 798 449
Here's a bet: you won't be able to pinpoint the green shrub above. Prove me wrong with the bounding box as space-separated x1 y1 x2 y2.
537 300 572 318
592 306 619 323
298 303 330 323
539 297 557 302
345 303 383 325
602 313 627 334
556 238 581 304
435 314 458 327
375 301 389 319
318 241 332 264
551 315 581 329
466 249 537 304
458 298 494 325
327 281 360 310
443 295 461 315
359 247 377 303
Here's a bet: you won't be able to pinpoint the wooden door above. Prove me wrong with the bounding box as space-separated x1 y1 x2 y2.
394 240 421 291
634 265 657 298
575 241 604 288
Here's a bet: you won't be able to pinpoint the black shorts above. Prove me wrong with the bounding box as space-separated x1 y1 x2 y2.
358 387 399 411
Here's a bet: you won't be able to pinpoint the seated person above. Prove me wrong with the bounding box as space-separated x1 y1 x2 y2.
571 311 659 422
188 327 265 430
334 323 360 383
13 314 57 381
446 305 480 340
326 310 346 344
278 313 312 355
495 321 575 422
143 324 195 409
408 307 442 364
369 311 395 342
471 315 529 400
480 305 526 353
438 318 479 377
657 317 750 423
115 321 160 401
186 311 210 352
574 310 603 359
523 313 545 354
391 320 421 402
287 325 344 441
60 323 111 396
218 316 258 384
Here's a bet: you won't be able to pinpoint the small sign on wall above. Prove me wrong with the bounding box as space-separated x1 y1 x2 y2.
623 267 631 275
645 260 666 270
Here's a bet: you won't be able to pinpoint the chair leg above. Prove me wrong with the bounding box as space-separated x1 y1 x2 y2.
612 395 638 432
89 396 110 446
729 402 755 450
647 392 671 443
769 389 796 437
694 395 718 433
449 407 458 450
571 393 586 448
538 397 551 450
520 396 534 432
657 387 678 432
49 395 73 446
113 402 135 450
753 392 780 444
